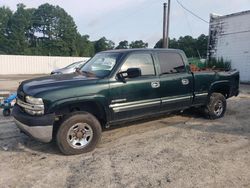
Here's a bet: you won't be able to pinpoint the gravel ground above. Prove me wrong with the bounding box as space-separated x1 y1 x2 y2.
0 85 249 188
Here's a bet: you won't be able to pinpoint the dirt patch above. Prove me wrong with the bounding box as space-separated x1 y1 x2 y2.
0 88 250 187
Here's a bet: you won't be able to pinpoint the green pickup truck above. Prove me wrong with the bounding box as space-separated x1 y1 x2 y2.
13 49 239 155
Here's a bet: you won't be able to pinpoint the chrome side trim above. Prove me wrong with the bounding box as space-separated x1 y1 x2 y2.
162 96 191 103
113 101 160 112
111 99 127 103
110 98 161 113
110 95 194 113
17 98 44 111
110 98 161 108
195 93 208 97
14 119 52 143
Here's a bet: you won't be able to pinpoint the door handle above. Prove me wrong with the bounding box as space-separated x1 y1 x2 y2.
181 79 189 85
151 81 160 88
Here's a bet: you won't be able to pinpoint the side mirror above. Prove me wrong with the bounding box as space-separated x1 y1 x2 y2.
127 68 142 78
117 68 141 81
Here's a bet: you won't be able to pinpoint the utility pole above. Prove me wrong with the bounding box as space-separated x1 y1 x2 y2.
163 3 167 48
166 0 171 48
163 0 171 48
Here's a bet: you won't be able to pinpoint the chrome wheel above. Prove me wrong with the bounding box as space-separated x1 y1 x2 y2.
66 123 93 149
214 100 223 116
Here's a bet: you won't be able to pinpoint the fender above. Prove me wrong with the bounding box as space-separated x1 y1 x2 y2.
209 80 230 97
47 94 112 122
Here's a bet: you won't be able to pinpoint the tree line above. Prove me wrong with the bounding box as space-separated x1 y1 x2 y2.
154 34 208 58
0 3 207 58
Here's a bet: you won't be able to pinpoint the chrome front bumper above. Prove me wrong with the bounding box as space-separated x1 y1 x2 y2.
14 119 53 143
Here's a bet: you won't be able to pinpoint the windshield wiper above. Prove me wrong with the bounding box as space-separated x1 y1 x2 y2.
76 69 96 77
82 70 96 76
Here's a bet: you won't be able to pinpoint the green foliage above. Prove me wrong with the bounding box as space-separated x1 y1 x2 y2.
206 57 231 71
31 3 79 56
94 37 115 53
188 57 231 71
0 6 12 54
154 34 208 58
116 40 129 49
115 40 148 49
0 3 96 57
8 4 35 55
129 40 148 48
76 34 95 57
196 34 208 58
188 58 206 69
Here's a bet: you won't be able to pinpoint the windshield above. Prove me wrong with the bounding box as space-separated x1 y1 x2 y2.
80 53 120 78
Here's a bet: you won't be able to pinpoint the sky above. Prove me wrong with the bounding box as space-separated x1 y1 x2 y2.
1 0 250 47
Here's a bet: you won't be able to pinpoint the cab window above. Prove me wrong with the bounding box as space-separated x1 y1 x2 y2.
120 53 155 76
158 52 186 75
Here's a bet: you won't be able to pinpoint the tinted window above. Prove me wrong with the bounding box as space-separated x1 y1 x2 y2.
158 52 186 74
120 53 155 76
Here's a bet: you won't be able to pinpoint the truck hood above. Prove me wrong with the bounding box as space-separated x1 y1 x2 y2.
51 67 74 74
19 73 99 97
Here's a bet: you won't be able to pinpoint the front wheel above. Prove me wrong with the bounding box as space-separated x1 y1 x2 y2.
3 109 11 116
204 92 227 119
56 112 102 155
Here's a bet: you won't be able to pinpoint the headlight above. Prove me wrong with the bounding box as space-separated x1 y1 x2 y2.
25 96 43 105
19 96 44 116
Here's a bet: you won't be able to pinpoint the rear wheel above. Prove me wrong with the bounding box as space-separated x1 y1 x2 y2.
204 92 227 119
56 112 102 155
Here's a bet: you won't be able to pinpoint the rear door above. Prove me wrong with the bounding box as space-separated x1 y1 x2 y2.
109 52 161 121
156 52 193 112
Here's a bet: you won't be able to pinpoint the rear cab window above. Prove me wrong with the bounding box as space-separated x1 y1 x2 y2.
157 52 186 75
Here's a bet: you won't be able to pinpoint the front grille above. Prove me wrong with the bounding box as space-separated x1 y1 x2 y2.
17 90 25 101
16 83 26 111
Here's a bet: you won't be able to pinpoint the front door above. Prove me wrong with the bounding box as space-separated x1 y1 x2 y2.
109 52 161 121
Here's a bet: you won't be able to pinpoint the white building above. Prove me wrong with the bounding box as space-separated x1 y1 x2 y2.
208 10 250 83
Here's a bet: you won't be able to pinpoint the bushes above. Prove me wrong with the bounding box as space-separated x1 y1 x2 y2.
206 57 231 71
188 57 231 72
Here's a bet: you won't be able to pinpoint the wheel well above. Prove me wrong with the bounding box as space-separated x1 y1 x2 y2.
210 85 230 98
54 101 107 125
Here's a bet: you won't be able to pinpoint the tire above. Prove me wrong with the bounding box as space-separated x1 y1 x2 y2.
204 92 227 119
56 112 102 155
3 109 11 116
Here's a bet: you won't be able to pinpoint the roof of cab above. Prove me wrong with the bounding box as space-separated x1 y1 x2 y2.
102 48 184 54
